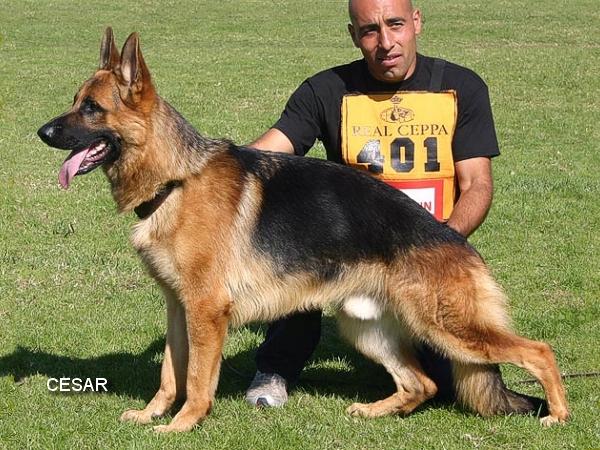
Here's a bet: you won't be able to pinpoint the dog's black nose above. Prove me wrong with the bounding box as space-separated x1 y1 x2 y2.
37 123 61 145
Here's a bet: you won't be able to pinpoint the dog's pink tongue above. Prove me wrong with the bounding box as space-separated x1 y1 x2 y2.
59 148 90 189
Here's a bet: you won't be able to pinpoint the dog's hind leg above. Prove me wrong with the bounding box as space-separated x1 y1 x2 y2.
449 332 568 426
336 299 437 418
121 287 188 425
396 251 569 426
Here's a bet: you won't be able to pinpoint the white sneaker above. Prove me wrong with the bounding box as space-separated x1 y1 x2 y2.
245 371 288 407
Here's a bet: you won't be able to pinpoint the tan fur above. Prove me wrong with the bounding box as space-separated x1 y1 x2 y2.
42 29 569 432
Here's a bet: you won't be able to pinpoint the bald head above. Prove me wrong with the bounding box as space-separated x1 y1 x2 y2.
349 0 414 24
346 0 422 83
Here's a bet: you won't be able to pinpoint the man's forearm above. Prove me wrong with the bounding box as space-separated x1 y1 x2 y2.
446 180 493 237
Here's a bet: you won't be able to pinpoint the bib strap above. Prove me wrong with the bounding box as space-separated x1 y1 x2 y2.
429 58 446 92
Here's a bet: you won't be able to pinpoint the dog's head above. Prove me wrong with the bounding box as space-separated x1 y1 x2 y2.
38 28 156 189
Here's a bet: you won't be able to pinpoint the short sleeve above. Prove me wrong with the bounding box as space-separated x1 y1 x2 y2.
272 80 323 156
452 83 501 162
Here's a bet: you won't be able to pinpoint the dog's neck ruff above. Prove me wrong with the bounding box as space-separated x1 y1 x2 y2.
134 180 182 220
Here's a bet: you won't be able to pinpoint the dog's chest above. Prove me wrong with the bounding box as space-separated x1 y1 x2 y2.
131 217 181 289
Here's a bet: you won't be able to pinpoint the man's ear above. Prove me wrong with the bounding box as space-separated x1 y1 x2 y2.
99 27 120 70
348 23 360 48
119 32 154 103
413 8 422 35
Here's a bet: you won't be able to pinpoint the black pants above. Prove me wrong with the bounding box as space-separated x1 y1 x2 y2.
255 309 454 400
255 310 322 384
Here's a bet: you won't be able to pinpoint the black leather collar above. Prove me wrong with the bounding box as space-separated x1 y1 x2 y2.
134 180 182 220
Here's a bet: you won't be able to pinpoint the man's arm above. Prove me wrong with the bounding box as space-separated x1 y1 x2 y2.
249 128 295 154
446 157 493 237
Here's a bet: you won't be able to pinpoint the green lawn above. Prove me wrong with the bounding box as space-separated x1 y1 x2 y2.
1 0 599 448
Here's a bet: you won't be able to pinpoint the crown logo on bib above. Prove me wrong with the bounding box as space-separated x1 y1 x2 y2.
381 96 414 123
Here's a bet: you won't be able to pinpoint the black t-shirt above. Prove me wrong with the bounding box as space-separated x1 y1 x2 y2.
273 54 500 164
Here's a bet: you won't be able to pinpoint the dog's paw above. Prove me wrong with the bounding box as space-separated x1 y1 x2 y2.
540 413 568 427
120 408 156 425
346 402 371 418
153 421 195 433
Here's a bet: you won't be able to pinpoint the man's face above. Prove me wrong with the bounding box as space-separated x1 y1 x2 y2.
348 0 422 83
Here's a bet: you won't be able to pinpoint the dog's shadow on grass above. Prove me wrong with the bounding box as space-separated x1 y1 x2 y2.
0 317 396 404
0 339 165 401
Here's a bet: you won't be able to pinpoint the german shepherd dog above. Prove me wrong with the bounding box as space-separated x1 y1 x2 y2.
38 28 569 432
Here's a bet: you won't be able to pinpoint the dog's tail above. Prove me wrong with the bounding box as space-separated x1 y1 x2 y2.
452 362 547 417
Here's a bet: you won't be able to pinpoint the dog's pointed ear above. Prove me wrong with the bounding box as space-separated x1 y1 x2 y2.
99 27 120 70
119 32 153 100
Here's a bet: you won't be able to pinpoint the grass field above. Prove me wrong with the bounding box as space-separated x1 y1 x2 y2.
1 0 599 448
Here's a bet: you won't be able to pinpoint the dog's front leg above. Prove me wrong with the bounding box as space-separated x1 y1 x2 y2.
153 292 230 433
121 288 188 424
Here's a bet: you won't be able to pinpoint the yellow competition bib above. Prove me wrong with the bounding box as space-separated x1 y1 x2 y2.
341 91 457 221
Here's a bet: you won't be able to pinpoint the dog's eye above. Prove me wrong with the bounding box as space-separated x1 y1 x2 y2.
80 97 105 115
